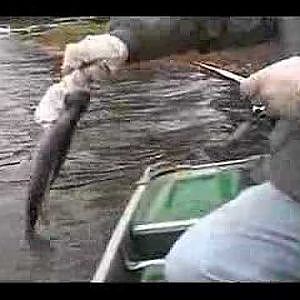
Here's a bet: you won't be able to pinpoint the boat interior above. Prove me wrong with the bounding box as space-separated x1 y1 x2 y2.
93 155 269 282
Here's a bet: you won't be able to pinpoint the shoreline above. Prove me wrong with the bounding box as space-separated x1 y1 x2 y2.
129 40 281 75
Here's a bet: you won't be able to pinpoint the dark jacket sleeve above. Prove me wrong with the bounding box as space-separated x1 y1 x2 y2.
109 17 228 62
109 17 277 62
250 119 300 203
268 119 300 203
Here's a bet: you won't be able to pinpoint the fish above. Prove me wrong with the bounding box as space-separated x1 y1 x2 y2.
25 89 90 238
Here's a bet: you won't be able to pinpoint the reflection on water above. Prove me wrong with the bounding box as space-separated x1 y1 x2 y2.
0 34 270 281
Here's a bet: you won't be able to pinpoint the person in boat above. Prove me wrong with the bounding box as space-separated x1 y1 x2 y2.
166 119 300 282
166 56 300 281
33 17 300 281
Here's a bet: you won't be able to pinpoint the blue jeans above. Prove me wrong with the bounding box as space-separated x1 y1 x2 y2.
165 182 300 282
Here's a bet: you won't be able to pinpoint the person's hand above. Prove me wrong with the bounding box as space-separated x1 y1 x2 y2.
240 56 300 120
35 34 129 128
61 33 129 79
34 70 90 127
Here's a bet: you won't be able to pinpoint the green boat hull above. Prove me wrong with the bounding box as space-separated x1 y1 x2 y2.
92 155 268 282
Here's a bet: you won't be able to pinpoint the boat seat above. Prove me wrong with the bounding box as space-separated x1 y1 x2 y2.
130 219 198 260
129 168 251 261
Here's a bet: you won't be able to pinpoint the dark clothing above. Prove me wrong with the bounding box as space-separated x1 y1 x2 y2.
269 120 300 202
109 17 276 62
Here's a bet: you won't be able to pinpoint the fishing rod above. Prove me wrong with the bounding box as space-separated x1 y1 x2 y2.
191 61 244 83
191 61 270 144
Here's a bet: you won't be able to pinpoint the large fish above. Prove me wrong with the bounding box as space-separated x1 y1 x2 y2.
25 89 90 238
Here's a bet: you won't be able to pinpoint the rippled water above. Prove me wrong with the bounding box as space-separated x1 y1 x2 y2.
0 34 271 281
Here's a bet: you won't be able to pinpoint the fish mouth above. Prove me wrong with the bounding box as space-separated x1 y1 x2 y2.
26 89 90 237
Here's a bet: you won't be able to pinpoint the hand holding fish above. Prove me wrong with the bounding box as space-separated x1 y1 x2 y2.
27 34 129 237
35 33 129 128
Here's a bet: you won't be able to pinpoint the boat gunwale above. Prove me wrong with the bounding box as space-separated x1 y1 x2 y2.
141 154 268 184
91 167 151 282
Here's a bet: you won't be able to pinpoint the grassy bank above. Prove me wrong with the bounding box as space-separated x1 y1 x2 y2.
34 21 110 51
14 20 110 73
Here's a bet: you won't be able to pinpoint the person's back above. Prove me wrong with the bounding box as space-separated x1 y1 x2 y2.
166 181 300 281
165 118 300 282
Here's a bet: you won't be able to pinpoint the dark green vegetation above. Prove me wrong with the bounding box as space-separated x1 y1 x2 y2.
34 21 109 50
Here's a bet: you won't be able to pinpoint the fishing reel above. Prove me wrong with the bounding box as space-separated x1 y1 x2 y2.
252 104 267 119
251 102 277 128
225 102 276 148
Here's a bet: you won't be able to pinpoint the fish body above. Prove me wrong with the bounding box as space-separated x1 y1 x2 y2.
26 90 90 237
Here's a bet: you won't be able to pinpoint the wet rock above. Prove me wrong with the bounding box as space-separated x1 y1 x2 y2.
220 17 275 48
